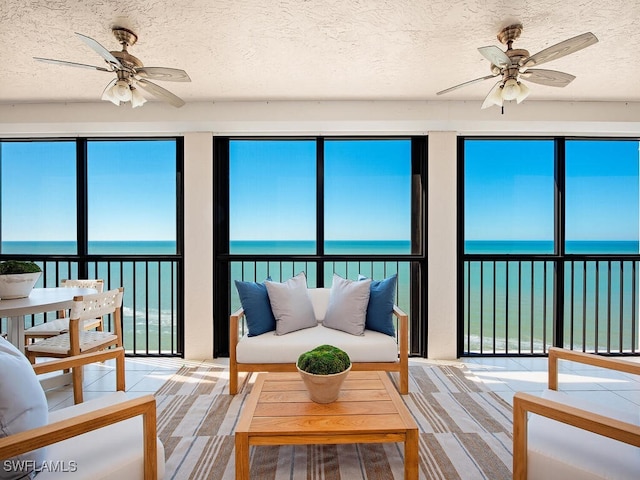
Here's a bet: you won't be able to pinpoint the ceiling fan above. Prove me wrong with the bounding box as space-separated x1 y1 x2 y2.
436 24 598 109
34 27 191 108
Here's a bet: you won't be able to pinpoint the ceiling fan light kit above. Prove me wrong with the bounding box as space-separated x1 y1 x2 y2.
437 23 598 109
34 27 191 108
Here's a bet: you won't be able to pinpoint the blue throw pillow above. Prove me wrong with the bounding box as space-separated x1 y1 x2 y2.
358 273 398 336
235 278 276 336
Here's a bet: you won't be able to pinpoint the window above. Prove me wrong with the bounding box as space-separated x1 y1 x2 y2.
565 140 640 254
229 140 316 255
324 139 411 254
0 141 77 254
464 139 555 254
87 140 177 254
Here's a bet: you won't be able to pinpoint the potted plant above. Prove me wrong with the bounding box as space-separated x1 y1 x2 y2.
296 344 352 403
0 261 42 299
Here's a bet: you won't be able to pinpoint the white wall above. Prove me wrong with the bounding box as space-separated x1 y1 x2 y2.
1 100 638 359
183 133 214 359
427 132 458 359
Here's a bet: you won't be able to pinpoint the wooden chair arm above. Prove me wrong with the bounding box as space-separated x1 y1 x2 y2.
0 395 158 480
513 391 640 480
548 347 640 390
32 347 125 376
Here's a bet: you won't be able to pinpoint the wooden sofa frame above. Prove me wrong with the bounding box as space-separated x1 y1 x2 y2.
229 304 409 395
513 346 640 479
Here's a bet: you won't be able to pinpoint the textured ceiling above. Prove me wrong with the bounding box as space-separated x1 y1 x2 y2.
1 0 638 106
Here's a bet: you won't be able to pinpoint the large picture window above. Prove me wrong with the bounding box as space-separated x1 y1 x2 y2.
219 136 424 357
462 137 640 356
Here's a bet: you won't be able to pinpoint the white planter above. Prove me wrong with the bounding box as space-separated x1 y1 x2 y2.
297 364 352 403
0 272 41 299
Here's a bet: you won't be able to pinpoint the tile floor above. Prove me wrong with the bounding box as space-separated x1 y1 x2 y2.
42 355 640 414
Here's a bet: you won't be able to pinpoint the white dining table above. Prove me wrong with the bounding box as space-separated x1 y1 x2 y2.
0 287 97 352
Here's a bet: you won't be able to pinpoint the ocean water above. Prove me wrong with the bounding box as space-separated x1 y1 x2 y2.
2 240 638 355
464 240 640 354
1 241 179 354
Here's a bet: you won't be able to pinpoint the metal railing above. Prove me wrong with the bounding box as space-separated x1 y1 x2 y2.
462 256 639 355
0 256 183 356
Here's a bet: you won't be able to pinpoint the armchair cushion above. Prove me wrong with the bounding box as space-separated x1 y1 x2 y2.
41 391 165 480
235 278 275 336
322 274 371 336
528 388 639 480
0 337 48 480
266 272 316 335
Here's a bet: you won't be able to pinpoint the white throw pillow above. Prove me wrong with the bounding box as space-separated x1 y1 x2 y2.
322 274 371 336
0 337 48 480
265 272 317 335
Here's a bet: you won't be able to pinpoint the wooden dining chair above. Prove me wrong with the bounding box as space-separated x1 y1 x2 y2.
25 287 124 404
23 279 105 346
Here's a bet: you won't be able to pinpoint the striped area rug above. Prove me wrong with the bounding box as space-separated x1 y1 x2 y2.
154 363 513 479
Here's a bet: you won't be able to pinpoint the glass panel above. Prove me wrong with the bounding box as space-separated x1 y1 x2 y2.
464 139 555 254
0 141 77 254
324 139 411 254
565 140 640 254
229 139 316 254
87 140 177 254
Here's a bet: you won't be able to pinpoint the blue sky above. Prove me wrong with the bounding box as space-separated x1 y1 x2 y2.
465 139 640 242
1 140 176 241
229 139 412 241
2 138 638 245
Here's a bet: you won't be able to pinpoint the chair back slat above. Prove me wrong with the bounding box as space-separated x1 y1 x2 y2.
70 288 124 322
62 279 104 293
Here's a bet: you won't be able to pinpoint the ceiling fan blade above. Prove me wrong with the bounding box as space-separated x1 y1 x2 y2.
135 67 191 82
436 74 497 95
481 81 503 109
135 78 185 107
34 57 111 72
521 32 598 68
75 32 122 68
520 69 575 87
478 45 511 67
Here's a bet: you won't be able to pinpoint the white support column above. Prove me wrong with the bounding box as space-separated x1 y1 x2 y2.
427 131 458 359
183 132 214 359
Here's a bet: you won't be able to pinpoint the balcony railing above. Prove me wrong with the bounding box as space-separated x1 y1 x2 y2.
462 257 639 355
0 256 182 356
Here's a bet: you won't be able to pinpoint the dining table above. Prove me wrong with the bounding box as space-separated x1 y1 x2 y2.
0 287 97 353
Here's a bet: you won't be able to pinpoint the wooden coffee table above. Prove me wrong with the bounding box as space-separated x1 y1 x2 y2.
235 370 418 479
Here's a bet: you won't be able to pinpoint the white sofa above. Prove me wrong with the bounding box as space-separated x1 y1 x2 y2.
229 288 409 394
513 347 640 480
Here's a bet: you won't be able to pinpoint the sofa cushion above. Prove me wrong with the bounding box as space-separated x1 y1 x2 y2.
235 278 275 336
45 391 165 480
236 323 398 364
359 274 398 336
322 274 371 336
0 337 48 480
527 388 640 480
265 272 317 335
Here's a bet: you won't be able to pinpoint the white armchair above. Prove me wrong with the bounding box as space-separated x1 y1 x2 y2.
0 340 164 479
513 347 640 480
